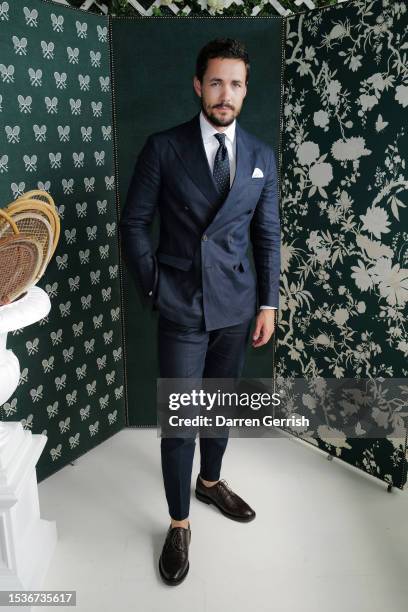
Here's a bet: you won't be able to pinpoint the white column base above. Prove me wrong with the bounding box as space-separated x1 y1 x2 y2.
0 424 57 596
0 287 57 610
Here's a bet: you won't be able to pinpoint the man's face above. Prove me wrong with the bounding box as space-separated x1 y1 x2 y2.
193 57 247 129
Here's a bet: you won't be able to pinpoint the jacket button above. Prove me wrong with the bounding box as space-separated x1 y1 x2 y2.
202 234 208 241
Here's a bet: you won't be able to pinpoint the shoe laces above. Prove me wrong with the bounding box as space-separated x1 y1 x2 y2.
219 478 232 490
169 527 188 552
217 479 234 499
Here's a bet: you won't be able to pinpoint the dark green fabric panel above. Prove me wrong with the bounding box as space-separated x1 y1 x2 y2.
111 16 283 426
0 0 126 481
278 0 408 488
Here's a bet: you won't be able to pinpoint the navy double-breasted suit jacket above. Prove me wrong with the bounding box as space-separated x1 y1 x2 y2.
120 112 280 331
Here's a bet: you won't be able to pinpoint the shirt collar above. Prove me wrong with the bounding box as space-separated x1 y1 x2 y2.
199 110 236 145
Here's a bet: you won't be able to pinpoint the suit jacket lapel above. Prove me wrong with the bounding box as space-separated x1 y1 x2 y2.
170 113 219 205
227 121 253 200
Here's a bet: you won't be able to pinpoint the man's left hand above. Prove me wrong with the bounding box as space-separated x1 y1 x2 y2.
252 309 276 348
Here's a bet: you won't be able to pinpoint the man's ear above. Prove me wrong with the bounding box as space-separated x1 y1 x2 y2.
193 76 202 98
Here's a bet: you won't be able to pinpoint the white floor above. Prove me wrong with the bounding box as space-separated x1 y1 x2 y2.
37 429 408 612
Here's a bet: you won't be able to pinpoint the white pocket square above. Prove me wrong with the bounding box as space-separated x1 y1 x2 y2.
252 167 264 178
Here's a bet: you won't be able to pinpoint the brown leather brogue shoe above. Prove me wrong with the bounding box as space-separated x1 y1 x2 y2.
159 524 191 586
195 475 256 522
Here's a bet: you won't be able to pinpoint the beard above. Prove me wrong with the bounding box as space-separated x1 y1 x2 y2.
201 99 240 127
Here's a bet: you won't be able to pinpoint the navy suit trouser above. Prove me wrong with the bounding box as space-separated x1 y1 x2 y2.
158 314 252 521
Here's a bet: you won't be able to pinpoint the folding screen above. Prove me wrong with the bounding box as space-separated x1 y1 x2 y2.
0 0 125 480
1 0 407 489
278 0 408 488
111 15 283 426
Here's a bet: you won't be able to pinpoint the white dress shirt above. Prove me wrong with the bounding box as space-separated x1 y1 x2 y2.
200 110 237 188
199 111 276 312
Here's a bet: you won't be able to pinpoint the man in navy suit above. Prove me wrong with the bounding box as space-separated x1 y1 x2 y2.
120 38 280 585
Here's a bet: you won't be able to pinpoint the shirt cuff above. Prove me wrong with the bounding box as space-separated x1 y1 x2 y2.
260 305 277 310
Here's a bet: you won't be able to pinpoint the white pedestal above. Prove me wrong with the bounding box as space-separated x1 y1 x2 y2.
0 287 57 606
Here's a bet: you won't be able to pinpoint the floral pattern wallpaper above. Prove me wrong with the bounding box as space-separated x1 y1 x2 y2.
277 0 408 488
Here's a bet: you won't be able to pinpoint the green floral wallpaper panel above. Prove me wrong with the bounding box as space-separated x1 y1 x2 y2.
278 0 408 488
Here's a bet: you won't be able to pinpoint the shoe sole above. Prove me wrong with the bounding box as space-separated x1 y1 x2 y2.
158 556 190 586
195 489 256 522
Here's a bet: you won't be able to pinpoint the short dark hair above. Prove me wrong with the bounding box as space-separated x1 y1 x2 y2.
195 38 250 84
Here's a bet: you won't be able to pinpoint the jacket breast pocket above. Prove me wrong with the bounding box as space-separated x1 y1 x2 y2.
248 177 266 188
156 252 193 271
246 179 265 200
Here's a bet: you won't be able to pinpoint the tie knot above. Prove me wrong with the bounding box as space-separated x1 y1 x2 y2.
214 132 226 147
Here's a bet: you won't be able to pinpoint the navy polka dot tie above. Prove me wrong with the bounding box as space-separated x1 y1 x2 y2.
213 133 230 201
